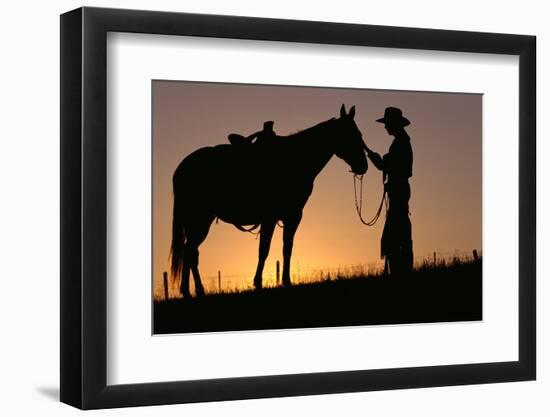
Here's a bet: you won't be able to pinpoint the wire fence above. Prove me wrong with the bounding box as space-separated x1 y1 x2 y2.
154 249 481 300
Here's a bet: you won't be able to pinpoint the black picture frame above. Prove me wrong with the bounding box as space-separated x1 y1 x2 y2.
60 6 536 410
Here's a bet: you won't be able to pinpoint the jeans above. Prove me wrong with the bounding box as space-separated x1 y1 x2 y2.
382 180 413 276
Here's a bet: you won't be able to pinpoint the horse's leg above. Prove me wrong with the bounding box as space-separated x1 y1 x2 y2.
282 212 302 287
253 221 276 290
180 264 191 298
186 215 214 297
188 247 204 297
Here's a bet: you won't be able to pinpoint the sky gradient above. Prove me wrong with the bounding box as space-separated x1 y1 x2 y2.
152 81 482 298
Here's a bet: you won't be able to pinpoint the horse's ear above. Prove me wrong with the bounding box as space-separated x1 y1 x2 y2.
340 104 347 118
349 106 356 119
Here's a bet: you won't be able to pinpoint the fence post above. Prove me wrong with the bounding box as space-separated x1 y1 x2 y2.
218 270 221 292
433 251 437 266
472 249 479 261
276 261 280 285
163 271 169 301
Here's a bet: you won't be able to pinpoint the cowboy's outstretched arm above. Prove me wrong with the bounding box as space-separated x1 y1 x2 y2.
362 138 384 171
366 150 384 171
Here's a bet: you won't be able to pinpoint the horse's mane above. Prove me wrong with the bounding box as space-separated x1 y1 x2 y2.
281 117 337 141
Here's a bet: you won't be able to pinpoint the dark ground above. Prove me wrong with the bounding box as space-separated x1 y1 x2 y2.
153 259 482 334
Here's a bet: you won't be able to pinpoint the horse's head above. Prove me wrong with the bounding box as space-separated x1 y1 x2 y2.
334 104 368 175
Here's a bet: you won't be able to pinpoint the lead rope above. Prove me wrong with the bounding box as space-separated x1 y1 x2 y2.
353 174 387 226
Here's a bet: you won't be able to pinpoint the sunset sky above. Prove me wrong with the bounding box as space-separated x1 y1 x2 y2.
152 81 482 297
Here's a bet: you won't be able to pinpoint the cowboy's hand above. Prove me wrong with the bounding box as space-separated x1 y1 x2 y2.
368 152 382 165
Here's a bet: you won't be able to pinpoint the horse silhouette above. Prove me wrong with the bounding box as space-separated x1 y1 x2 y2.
171 104 368 297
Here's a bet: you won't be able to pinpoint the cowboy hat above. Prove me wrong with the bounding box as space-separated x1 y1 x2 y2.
376 107 410 127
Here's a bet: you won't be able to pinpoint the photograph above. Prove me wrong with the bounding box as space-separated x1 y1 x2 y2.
152 81 483 334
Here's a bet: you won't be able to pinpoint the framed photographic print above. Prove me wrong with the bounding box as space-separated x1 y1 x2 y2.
60 6 536 409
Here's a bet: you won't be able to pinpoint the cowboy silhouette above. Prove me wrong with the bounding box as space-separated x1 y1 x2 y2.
228 121 277 145
365 107 414 276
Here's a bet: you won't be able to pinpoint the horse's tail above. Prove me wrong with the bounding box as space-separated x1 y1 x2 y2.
170 189 186 283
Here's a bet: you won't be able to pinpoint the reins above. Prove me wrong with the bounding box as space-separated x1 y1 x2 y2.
353 174 387 226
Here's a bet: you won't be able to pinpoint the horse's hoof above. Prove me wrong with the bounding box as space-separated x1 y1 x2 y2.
254 277 262 290
196 288 205 297
282 280 292 288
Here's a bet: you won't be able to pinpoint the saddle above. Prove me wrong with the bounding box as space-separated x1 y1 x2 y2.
228 121 276 146
228 133 250 146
